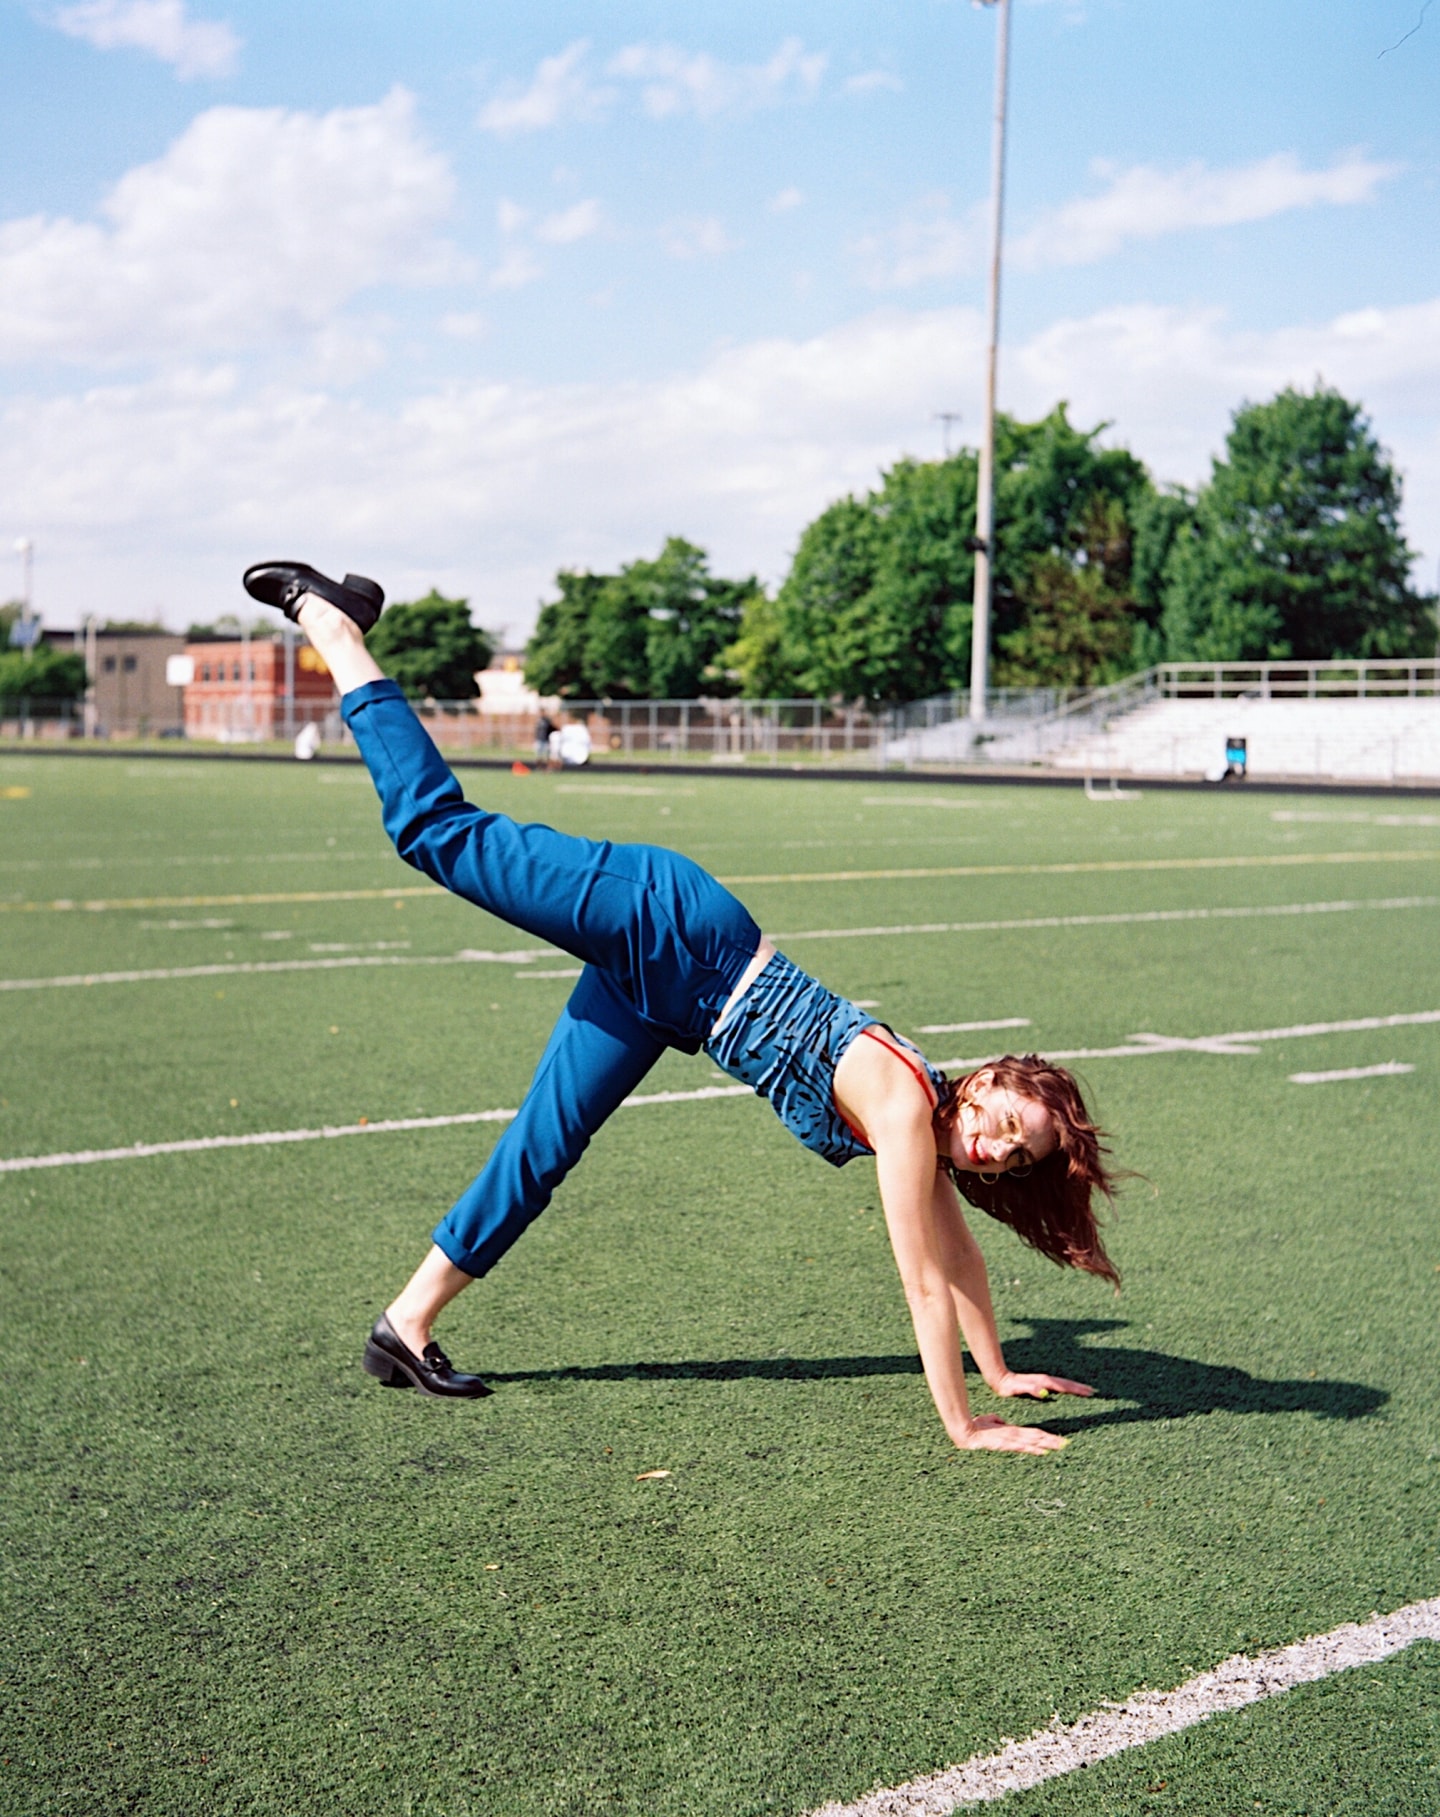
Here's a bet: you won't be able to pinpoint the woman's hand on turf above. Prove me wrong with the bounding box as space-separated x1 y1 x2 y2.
952 1414 1067 1455
990 1370 1094 1401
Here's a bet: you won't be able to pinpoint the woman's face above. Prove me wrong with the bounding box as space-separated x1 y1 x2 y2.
947 1074 1057 1175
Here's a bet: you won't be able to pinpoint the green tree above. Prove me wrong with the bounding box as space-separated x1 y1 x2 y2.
524 539 757 699
1160 385 1435 662
994 496 1137 689
634 537 755 699
724 590 790 697
364 591 494 700
520 571 604 699
761 406 1156 704
0 646 88 704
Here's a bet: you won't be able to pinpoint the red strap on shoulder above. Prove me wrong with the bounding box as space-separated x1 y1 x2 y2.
837 1028 939 1151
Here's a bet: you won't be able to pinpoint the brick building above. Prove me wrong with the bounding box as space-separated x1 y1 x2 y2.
183 634 338 742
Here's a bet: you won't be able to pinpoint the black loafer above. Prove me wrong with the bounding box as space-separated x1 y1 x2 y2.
362 1312 493 1399
243 561 385 633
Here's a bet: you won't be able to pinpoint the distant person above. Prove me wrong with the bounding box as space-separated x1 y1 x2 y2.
555 718 591 767
533 711 555 767
244 561 1122 1458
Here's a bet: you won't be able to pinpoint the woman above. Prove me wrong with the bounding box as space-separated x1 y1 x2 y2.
245 562 1120 1458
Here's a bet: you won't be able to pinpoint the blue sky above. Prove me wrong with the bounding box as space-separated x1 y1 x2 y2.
2 0 1437 637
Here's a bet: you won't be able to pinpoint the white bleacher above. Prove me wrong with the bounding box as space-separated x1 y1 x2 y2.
1052 696 1440 783
959 661 1440 783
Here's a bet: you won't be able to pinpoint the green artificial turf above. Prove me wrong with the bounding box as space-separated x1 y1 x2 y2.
1 753 1438 1817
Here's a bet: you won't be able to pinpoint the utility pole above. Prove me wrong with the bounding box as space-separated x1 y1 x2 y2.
968 0 1012 726
934 411 963 459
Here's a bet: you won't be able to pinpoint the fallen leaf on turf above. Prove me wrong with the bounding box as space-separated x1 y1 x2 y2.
358 1116 368 1126
483 1563 501 1571
635 1469 671 1481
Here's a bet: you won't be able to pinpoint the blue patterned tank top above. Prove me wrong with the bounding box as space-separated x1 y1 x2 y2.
704 950 945 1167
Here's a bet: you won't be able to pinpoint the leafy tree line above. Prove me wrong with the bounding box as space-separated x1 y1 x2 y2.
523 384 1437 707
0 603 88 703
523 537 761 701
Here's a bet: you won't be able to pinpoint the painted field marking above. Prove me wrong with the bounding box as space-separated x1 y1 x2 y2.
555 784 696 796
1290 1061 1415 1085
771 895 1439 944
1273 810 1440 827
2 1010 1436 1176
933 1008 1440 1071
0 948 559 993
0 1083 752 1175
809 1595 1440 1816
517 968 584 980
0 884 444 914
860 796 991 811
723 849 1440 887
916 1018 1032 1035
9 896 1434 999
6 853 1440 913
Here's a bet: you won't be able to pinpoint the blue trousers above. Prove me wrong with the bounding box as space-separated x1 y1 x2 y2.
341 679 761 1276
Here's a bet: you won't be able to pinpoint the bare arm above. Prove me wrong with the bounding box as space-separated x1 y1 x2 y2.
929 1170 1095 1403
871 1110 1068 1455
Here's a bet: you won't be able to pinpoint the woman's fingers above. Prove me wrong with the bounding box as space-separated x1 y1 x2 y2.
1038 1374 1094 1398
996 1371 1095 1399
957 1421 1067 1455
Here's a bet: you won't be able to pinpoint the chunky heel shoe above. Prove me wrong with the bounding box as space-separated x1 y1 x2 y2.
362 1312 493 1399
242 561 385 633
362 1342 414 1388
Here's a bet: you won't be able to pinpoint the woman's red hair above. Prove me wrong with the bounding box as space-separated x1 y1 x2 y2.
934 1054 1121 1288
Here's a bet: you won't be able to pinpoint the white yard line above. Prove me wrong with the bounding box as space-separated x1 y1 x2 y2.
724 849 1440 887
770 894 1439 944
0 1083 752 1175
0 948 560 991
2 1006 1435 1175
809 1595 1440 1816
5 896 1431 996
1290 1062 1415 1085
933 1008 1440 1071
916 1019 1032 1035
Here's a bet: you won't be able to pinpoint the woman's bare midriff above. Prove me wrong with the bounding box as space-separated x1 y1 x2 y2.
710 934 776 1038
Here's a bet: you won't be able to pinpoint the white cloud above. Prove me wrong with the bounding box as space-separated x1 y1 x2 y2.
488 248 543 291
534 199 603 245
852 193 986 289
769 186 804 214
439 311 487 340
476 40 613 136
478 37 826 134
605 36 827 120
662 216 740 259
5 297 1437 636
496 198 529 235
0 89 456 364
1013 150 1401 268
50 0 240 80
843 69 903 96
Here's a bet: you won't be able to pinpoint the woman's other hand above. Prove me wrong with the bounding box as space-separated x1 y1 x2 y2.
989 1370 1094 1400
952 1414 1068 1454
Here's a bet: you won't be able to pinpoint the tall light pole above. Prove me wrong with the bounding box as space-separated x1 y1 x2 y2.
968 0 1012 726
13 537 34 646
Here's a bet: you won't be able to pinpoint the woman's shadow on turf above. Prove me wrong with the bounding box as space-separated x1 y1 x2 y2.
486 1318 1386 1428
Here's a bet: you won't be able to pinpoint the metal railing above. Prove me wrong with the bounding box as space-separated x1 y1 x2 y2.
1156 659 1440 700
0 697 84 739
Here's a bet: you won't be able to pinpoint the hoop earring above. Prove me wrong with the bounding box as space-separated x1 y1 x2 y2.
979 1169 1001 1186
